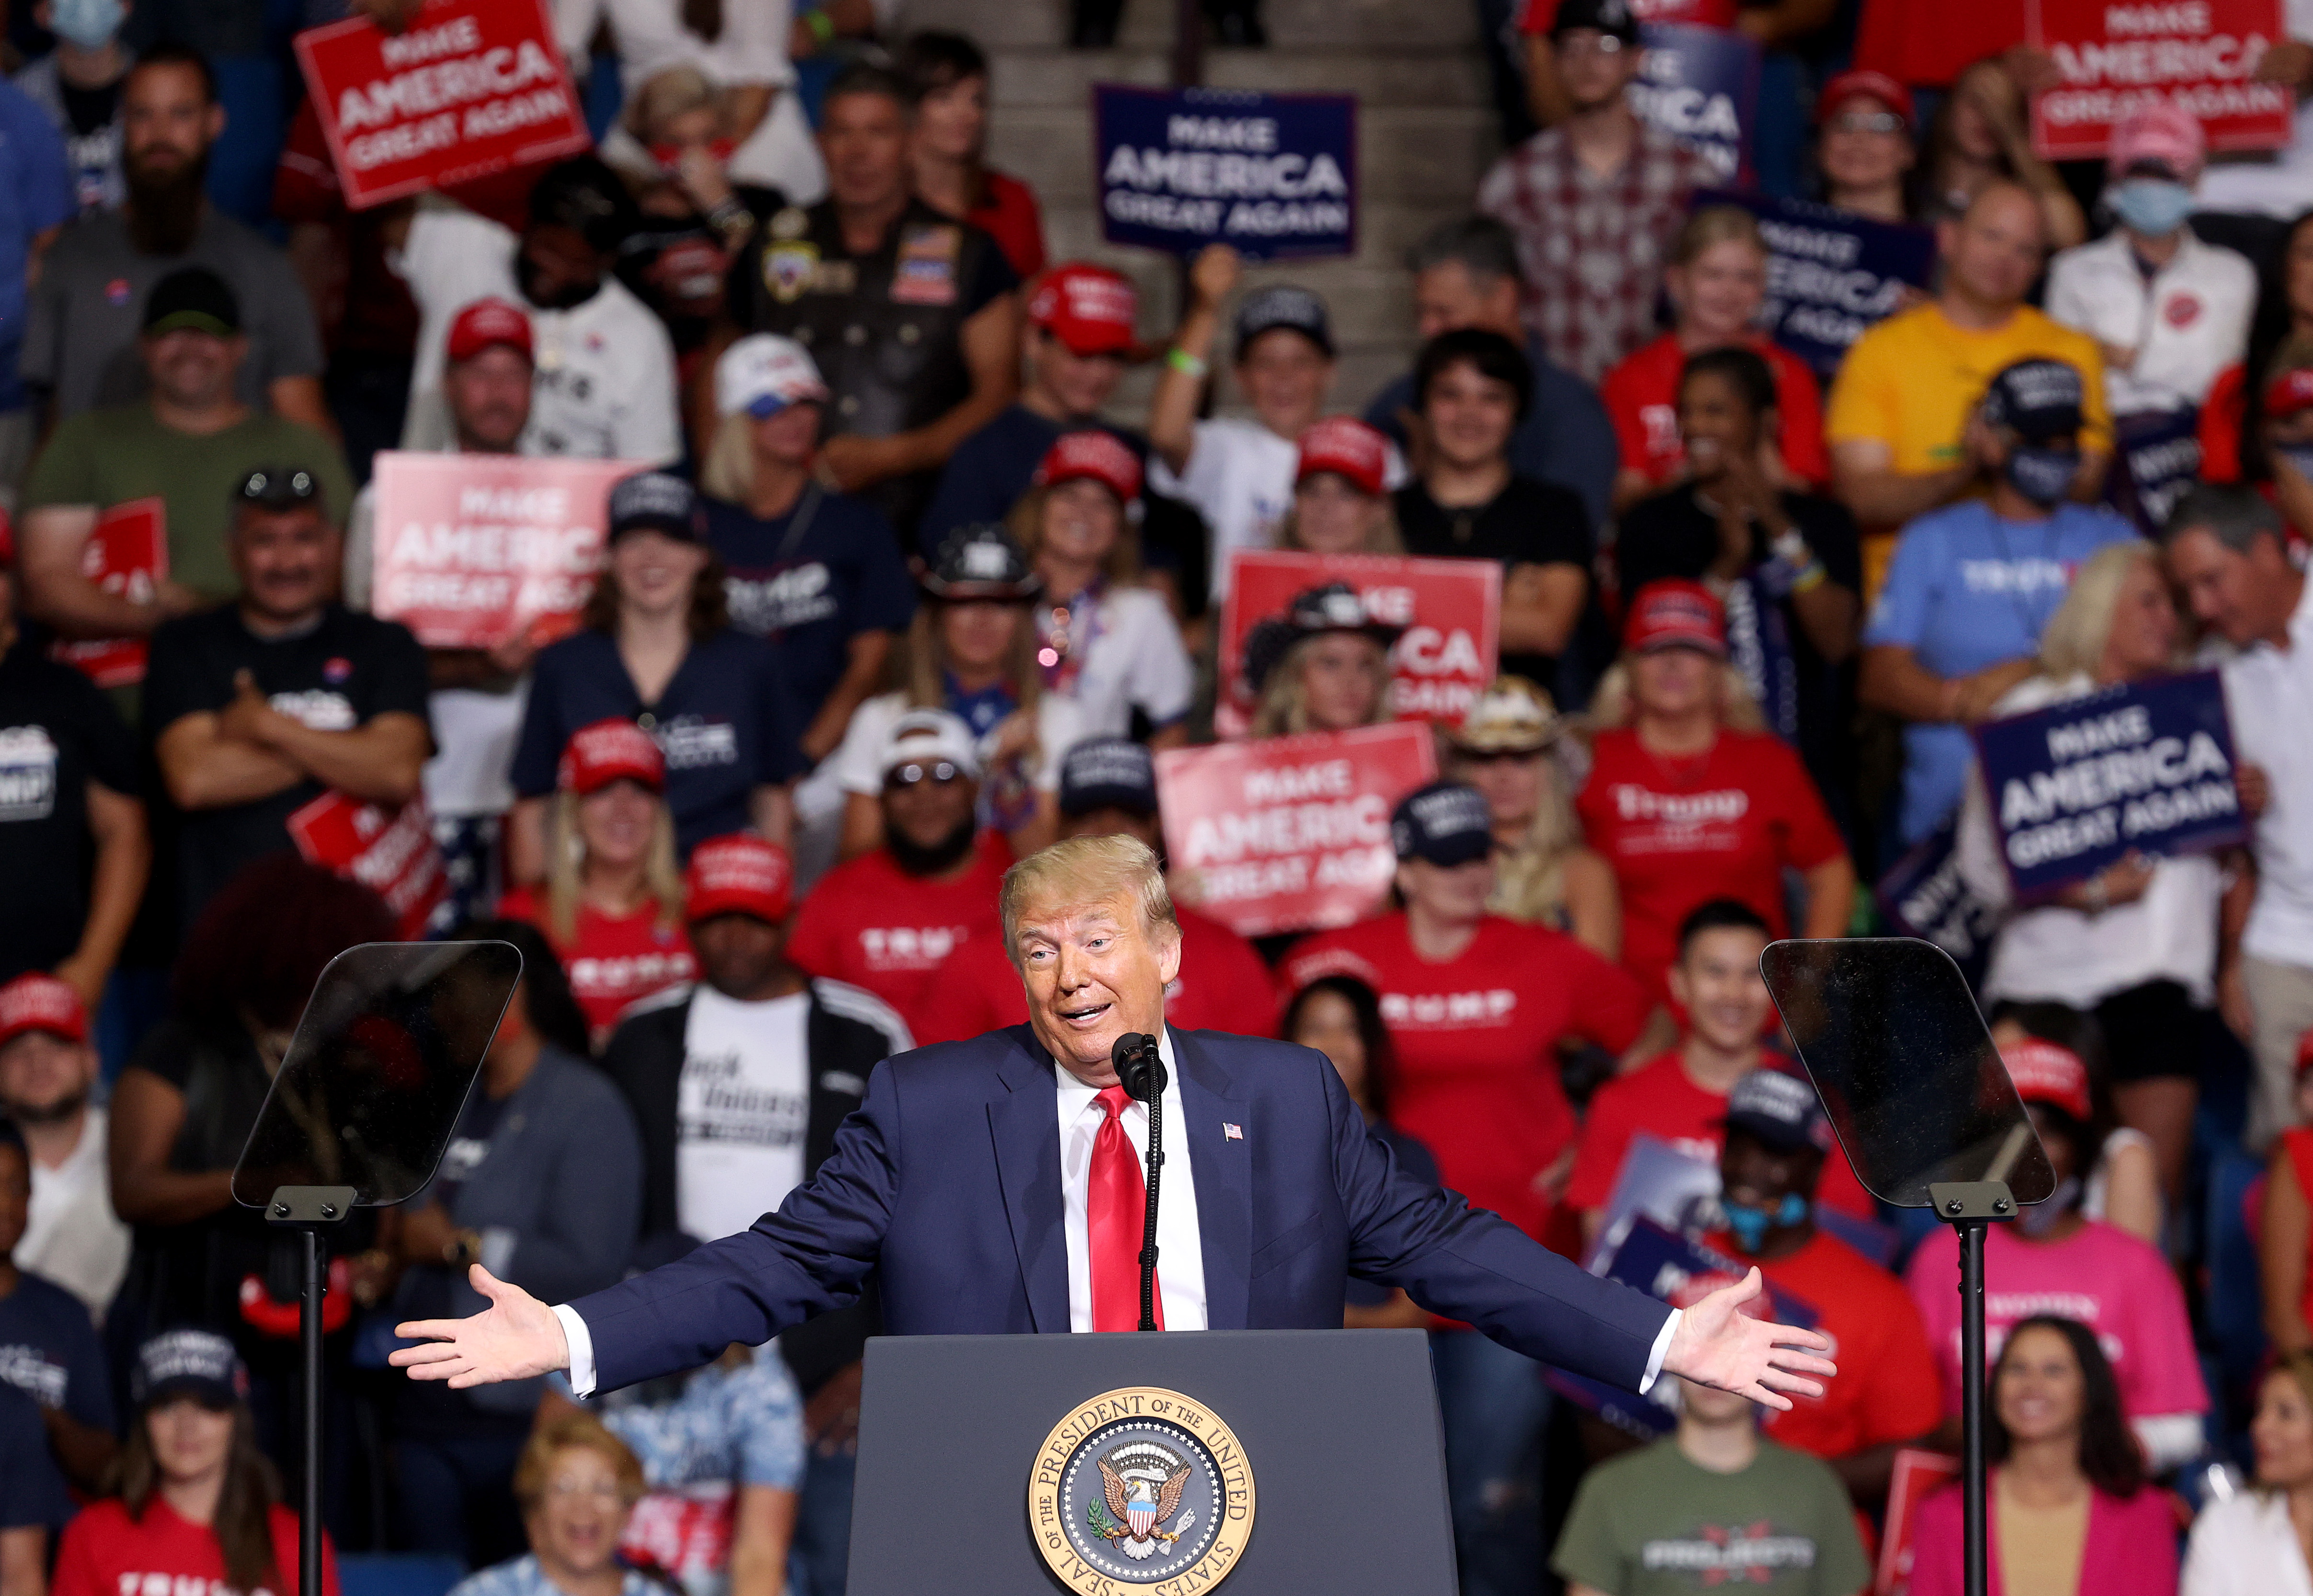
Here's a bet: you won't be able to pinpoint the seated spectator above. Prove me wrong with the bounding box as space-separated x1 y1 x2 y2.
1283 974 1438 1331
2047 104 2253 422
2180 1352 2313 1593
0 976 129 1318
0 1378 66 1596
1827 183 2107 546
1393 330 1592 696
787 710 1014 1037
0 1115 115 1505
725 63 1020 540
823 525 1083 859
909 738 1279 1044
386 156 680 463
1701 1071 1941 1501
13 0 131 215
1362 216 1615 529
0 517 147 1004
2258 1037 2313 1356
2164 487 2313 1150
501 721 696 1045
1579 581 1853 1006
444 1414 652 1596
1615 347 1864 816
21 45 328 431
1600 207 1831 513
1553 1368 1869 1596
1010 433 1193 743
899 31 1046 281
1916 59 2085 246
50 1330 342 1596
1988 1012 2160 1244
699 335 913 770
1245 582 1397 738
1955 543 2215 1204
1274 418 1400 555
1813 69 1917 222
511 472 802 875
21 267 354 656
1476 0 1711 385
2198 211 2313 489
1859 358 2137 846
1906 1318 2176 1596
106 858 393 1358
382 920 642 1566
1443 676 1615 951
1904 1043 2209 1471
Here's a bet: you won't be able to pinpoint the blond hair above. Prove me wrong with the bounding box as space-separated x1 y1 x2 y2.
543 787 685 946
1249 634 1394 737
1446 742 1586 925
1006 482 1144 588
999 834 1180 962
1583 657 1767 734
1273 498 1404 555
1674 204 1768 267
2037 540 2165 680
626 64 721 143
698 411 755 505
513 1412 646 1513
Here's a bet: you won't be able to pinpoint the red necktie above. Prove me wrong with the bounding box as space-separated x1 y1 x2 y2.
1088 1084 1164 1332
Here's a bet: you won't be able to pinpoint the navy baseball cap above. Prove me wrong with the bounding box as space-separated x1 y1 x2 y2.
1549 0 1642 44
608 471 705 543
1719 1069 1832 1155
1059 737 1158 818
132 1329 249 1411
1980 358 2085 444
1391 781 1495 867
1235 285 1333 359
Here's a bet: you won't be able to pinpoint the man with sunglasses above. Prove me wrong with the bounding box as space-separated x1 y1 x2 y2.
144 463 431 925
785 709 1013 1038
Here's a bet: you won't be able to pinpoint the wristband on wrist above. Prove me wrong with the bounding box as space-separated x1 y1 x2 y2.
805 8 836 43
1790 560 1828 593
1167 346 1208 379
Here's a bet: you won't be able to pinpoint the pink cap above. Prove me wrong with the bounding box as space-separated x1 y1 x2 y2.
557 718 665 796
1623 579 1728 657
1295 416 1390 497
446 298 533 364
2001 1037 2094 1121
2108 100 2205 181
0 974 86 1049
1037 430 1143 503
686 834 794 924
1027 263 1141 357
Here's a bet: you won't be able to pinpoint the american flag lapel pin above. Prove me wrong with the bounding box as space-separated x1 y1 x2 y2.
1223 1122 1244 1141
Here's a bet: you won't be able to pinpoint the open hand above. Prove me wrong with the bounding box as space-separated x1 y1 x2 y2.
1189 243 1242 312
1661 1267 1835 1411
389 1265 570 1389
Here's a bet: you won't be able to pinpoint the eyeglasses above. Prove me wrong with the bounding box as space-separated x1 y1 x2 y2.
544 1478 627 1502
235 466 321 506
885 760 962 789
1556 32 1626 57
1827 111 1905 135
1455 748 1545 766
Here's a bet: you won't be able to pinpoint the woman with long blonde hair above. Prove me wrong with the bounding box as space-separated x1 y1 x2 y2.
1245 582 1400 738
1446 676 1618 956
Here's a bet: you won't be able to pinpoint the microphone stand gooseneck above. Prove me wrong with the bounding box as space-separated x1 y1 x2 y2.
1112 1032 1167 1334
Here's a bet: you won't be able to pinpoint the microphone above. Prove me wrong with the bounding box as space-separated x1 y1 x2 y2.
1111 1033 1165 1332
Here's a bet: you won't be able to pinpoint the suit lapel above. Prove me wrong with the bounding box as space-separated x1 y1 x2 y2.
989 1034 1070 1333
1174 1030 1251 1332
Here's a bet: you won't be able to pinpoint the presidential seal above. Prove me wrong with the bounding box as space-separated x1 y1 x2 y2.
1028 1386 1255 1592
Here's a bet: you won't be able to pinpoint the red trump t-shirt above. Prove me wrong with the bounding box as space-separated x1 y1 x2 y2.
53 1499 341 1596
786 832 1013 1036
499 887 696 1041
1601 332 1832 490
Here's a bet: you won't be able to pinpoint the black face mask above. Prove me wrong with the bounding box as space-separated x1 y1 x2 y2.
887 811 977 878
516 245 603 312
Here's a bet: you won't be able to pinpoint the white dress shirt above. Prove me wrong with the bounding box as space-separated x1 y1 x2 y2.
2225 574 2313 967
2181 1488 2313 1596
1056 1027 1207 1333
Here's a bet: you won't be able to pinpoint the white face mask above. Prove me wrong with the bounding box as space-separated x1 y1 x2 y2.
48 0 124 50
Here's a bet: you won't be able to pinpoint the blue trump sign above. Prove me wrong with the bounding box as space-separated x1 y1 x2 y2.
1632 23 1759 186
1697 189 1937 383
1093 85 1356 261
1971 671 2244 900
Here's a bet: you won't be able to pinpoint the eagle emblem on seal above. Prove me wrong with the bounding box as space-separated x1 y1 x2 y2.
1089 1442 1195 1560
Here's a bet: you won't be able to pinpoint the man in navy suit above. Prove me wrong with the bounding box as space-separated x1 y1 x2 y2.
393 835 1833 1408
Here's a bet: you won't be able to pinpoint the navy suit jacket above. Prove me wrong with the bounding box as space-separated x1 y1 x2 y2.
572 1026 1674 1394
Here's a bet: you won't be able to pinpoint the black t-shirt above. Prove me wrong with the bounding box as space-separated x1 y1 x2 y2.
0 639 140 979
58 77 120 139
142 603 432 925
614 182 786 357
1393 474 1593 694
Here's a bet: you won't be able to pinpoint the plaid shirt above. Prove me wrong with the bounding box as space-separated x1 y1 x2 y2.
1477 122 1713 385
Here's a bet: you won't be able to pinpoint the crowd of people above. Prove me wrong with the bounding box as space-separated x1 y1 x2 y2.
1 0 2313 1593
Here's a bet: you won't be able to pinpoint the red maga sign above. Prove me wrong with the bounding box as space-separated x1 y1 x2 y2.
293 0 590 211
1156 723 1438 938
51 499 166 689
369 451 641 649
287 791 448 940
1216 549 1501 737
1874 1448 1961 1596
2028 0 2290 159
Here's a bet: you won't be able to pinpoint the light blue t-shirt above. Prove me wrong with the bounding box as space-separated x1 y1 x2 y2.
1863 499 2139 844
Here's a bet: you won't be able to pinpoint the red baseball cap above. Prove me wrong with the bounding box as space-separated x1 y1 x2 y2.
2001 1037 2093 1121
1817 68 1914 128
0 505 15 568
2268 367 2313 421
0 973 87 1049
1624 579 1728 657
447 297 534 365
686 834 794 924
1295 416 1390 497
1027 263 1141 358
557 718 664 796
2294 1025 2313 1078
1037 431 1143 504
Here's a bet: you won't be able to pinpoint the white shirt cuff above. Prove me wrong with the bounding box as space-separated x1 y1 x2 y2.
552 1304 597 1398
1637 1309 1682 1396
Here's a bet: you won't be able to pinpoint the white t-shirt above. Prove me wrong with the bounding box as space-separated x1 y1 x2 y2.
1150 416 1410 603
17 1106 129 1320
393 207 681 465
2197 0 2313 220
676 985 812 1244
830 689 1088 800
2045 229 2256 413
1051 585 1195 739
2224 574 2313 966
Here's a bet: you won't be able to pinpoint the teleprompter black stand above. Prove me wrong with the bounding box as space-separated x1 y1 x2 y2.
229 942 523 1596
1761 938 2055 1596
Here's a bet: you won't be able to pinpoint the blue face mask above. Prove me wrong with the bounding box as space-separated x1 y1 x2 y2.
47 0 123 50
1722 1191 1809 1253
2005 442 2078 507
2276 442 2313 481
2109 177 2195 239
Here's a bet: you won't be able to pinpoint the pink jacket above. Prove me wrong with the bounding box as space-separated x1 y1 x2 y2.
1908 1472 2178 1596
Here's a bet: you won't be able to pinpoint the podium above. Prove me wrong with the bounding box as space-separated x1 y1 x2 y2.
845 1328 1457 1595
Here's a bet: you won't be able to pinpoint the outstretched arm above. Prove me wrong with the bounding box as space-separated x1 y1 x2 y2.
1660 1269 1834 1410
390 1265 571 1387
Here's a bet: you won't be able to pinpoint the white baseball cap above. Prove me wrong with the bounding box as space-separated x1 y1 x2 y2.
878 708 982 781
716 333 829 419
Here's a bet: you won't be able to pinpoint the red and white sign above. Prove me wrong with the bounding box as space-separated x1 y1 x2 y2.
293 0 590 211
2027 0 2290 159
1874 1447 1962 1596
1156 723 1438 938
50 498 166 689
1217 550 1500 737
287 790 448 940
370 451 643 649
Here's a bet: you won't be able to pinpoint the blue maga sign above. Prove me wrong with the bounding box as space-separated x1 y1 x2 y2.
1631 24 1759 186
1876 810 2003 993
1698 188 1937 383
1093 85 1356 262
1972 671 2244 899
